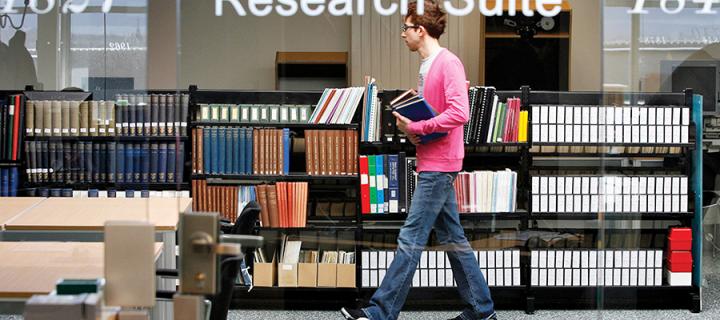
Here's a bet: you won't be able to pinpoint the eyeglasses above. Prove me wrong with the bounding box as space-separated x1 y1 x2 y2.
401 24 421 32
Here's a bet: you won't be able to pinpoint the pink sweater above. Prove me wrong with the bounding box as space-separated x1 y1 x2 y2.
407 48 469 172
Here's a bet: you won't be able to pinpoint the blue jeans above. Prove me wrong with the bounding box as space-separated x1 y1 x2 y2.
363 172 495 320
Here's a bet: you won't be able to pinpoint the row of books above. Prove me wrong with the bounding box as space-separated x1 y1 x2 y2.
25 188 189 198
24 141 185 184
530 145 683 154
531 175 689 213
1 95 25 161
190 180 244 222
256 182 309 228
359 153 415 215
192 127 289 175
304 129 358 176
530 249 664 287
465 87 528 144
115 93 190 136
190 180 309 228
532 105 691 144
25 96 189 138
454 170 518 213
309 87 365 124
197 104 312 124
361 250 521 288
0 167 19 196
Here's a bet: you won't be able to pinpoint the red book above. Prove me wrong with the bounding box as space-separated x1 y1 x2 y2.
359 156 370 214
12 95 21 160
667 251 692 272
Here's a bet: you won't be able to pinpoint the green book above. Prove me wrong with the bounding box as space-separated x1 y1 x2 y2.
368 155 377 214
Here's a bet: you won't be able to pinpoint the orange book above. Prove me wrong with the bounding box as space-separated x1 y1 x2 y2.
352 130 358 175
191 180 197 211
339 130 346 175
267 184 279 228
319 130 327 175
313 89 337 124
305 130 313 174
256 185 268 227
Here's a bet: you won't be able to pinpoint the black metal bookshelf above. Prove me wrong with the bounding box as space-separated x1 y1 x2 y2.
187 87 701 314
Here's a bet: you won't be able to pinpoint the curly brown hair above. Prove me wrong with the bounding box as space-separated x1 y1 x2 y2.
405 0 447 40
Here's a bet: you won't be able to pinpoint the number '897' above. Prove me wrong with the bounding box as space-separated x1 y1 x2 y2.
629 0 719 14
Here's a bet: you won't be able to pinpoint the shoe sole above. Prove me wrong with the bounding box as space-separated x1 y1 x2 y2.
340 307 368 320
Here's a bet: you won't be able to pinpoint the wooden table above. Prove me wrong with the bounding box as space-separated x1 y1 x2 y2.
0 198 46 229
0 242 163 299
3 197 191 231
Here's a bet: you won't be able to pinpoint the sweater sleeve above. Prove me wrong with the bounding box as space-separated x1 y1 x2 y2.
407 58 469 136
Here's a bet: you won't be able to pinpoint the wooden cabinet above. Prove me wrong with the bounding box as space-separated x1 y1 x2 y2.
275 52 348 90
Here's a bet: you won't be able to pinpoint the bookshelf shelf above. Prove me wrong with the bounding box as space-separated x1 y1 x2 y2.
531 152 687 158
192 121 358 130
24 136 188 142
530 212 695 220
360 212 528 221
531 142 695 148
25 182 190 191
0 161 22 167
194 173 358 184
257 225 357 232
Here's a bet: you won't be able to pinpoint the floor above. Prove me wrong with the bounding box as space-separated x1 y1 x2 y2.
226 254 720 320
3 250 719 320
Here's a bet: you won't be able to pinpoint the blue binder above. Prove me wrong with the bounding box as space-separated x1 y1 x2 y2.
283 128 290 174
238 128 246 174
203 128 211 174
245 128 253 174
168 143 176 183
218 128 226 174
392 96 447 144
158 143 168 183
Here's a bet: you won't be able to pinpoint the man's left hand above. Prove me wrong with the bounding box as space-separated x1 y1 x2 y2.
393 112 413 135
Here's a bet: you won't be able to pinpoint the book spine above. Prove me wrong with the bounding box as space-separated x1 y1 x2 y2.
218 127 226 174
89 101 99 137
181 94 189 136
167 143 176 183
70 101 80 136
158 143 168 183
167 94 176 136
108 142 116 183
176 143 185 185
150 143 159 183
125 143 133 183
133 143 141 182
159 94 167 136
25 100 34 137
246 128 253 174
107 101 116 136
142 142 150 183
116 143 125 183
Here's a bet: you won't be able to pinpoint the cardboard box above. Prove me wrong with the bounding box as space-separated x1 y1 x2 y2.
336 263 356 288
278 263 298 287
298 263 318 287
253 257 276 287
317 263 338 287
